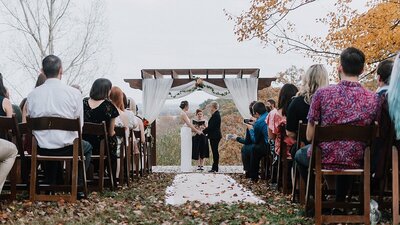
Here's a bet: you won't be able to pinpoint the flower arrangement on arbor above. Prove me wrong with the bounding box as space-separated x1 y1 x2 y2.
143 118 150 130
168 77 230 98
195 78 204 88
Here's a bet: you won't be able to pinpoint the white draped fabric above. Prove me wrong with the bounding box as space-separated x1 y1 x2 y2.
142 79 173 123
167 81 231 99
224 78 258 119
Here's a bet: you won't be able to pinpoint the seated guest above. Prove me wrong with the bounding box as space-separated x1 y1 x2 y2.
83 78 119 182
231 101 257 177
126 97 145 170
128 98 145 141
110 86 130 179
122 94 138 130
26 55 92 198
245 102 269 181
266 84 298 159
387 53 400 148
372 60 394 177
286 64 329 143
0 74 13 117
295 47 380 202
21 74 47 123
375 54 400 180
376 59 394 96
0 74 18 194
266 99 276 112
2 87 23 123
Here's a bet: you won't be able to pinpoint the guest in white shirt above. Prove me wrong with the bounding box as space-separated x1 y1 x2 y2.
26 55 92 193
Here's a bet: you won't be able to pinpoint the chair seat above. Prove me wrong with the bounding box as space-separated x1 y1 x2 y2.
37 155 85 161
91 155 107 159
321 169 363 175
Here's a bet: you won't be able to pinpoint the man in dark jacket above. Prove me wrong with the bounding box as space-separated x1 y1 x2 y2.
203 101 222 173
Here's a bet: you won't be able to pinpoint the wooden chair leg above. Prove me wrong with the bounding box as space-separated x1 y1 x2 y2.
393 147 399 225
29 140 38 202
125 143 131 187
105 144 114 191
119 144 125 187
10 161 17 200
364 148 371 225
70 141 79 203
134 152 140 178
283 159 289 194
315 170 322 225
277 156 281 187
139 143 143 176
299 176 306 204
291 162 298 202
99 143 105 192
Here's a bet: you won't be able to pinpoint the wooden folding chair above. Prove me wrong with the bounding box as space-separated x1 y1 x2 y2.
306 122 377 225
141 135 151 176
0 115 26 200
27 117 87 203
277 124 292 194
114 127 130 187
130 130 143 178
83 122 114 192
291 121 307 203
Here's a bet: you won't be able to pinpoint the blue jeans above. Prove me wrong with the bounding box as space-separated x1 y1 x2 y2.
241 144 253 172
295 144 310 181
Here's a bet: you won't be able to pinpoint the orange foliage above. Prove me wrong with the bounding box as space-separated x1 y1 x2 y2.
228 0 400 68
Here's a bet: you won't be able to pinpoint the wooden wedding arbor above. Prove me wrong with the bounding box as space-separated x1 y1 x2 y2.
124 68 276 166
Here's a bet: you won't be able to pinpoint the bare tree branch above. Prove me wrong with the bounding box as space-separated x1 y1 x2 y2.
0 0 107 95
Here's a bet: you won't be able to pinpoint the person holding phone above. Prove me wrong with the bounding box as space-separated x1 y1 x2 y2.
229 101 257 177
192 109 209 171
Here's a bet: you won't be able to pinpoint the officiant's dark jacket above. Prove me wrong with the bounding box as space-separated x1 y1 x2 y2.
203 110 222 139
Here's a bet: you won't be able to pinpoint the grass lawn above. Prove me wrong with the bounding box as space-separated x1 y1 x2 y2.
0 173 312 224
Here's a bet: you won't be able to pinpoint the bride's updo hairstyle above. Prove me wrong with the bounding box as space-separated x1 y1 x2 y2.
180 100 189 110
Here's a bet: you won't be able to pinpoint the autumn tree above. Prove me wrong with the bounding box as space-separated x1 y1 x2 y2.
0 0 107 92
227 0 400 76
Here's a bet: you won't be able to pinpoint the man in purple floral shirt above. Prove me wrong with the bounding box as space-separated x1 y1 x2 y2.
295 47 380 202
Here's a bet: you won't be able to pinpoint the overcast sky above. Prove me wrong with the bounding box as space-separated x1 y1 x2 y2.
0 0 366 105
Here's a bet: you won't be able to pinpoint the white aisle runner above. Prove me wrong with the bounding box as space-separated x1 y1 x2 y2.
165 173 265 205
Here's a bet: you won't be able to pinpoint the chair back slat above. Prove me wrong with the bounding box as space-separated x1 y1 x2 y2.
18 123 28 135
83 122 107 137
313 122 378 145
133 131 141 141
114 126 126 138
296 121 307 146
0 115 24 155
0 115 20 136
27 117 80 132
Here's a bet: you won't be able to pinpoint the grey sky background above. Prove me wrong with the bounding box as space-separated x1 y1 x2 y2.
0 0 366 105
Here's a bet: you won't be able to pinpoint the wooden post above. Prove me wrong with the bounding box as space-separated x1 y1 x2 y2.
151 121 157 166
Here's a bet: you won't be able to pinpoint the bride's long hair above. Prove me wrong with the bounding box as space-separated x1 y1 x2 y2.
388 53 400 139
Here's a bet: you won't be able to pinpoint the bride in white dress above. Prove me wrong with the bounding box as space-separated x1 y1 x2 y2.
179 101 202 172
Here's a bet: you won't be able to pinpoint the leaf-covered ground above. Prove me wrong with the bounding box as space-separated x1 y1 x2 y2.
0 173 312 224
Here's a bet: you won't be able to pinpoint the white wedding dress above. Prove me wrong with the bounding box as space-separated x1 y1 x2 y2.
180 111 192 172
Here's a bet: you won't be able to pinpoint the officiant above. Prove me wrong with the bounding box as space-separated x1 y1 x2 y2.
192 109 209 171
203 101 222 173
